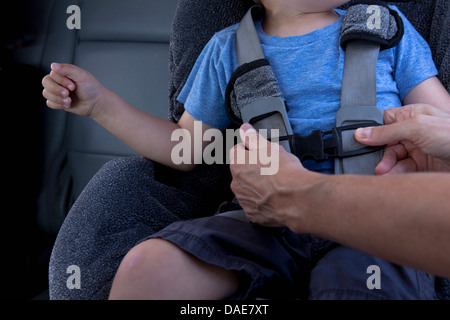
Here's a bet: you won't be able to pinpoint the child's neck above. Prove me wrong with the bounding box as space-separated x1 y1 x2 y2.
261 9 339 37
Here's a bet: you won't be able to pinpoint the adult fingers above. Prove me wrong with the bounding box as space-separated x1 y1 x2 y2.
239 123 271 151
229 142 248 168
380 158 418 175
375 144 408 175
383 104 450 125
354 119 419 147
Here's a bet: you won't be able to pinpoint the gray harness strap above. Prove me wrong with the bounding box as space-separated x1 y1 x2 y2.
236 6 265 65
335 40 383 175
233 5 293 152
335 2 403 174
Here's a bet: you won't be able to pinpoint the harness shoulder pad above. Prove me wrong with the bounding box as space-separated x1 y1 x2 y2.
340 0 404 51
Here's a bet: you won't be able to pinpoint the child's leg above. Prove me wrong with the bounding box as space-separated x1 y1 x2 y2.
109 238 239 299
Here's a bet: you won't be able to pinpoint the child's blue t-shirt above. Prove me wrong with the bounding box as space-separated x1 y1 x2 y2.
177 7 438 173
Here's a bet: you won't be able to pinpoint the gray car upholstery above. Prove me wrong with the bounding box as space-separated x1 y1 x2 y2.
36 0 178 234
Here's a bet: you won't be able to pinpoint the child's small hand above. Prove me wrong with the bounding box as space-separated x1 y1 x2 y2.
42 63 105 117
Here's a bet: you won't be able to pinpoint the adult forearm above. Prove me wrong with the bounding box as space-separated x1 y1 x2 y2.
231 122 450 277
299 172 450 278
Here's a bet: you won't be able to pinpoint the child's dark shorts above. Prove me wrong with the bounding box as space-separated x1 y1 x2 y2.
147 210 436 300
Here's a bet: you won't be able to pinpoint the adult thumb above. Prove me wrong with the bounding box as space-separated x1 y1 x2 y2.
355 122 412 146
239 123 271 151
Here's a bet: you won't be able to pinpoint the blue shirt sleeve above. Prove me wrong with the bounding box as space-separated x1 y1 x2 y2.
177 28 238 130
391 6 438 100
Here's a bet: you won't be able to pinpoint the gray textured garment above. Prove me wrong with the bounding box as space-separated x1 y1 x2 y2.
229 65 284 120
341 3 398 44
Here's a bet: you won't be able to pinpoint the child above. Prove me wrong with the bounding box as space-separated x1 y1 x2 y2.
43 0 448 299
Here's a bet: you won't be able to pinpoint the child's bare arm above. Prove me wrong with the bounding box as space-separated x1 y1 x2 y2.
403 76 450 112
42 63 212 171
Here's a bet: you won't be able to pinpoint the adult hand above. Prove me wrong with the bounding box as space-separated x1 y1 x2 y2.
229 123 322 229
355 104 450 175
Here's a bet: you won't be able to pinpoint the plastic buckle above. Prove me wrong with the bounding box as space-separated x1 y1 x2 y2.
287 130 327 162
286 122 384 162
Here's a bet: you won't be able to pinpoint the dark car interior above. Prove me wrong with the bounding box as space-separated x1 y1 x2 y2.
1 0 448 300
2 0 179 300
